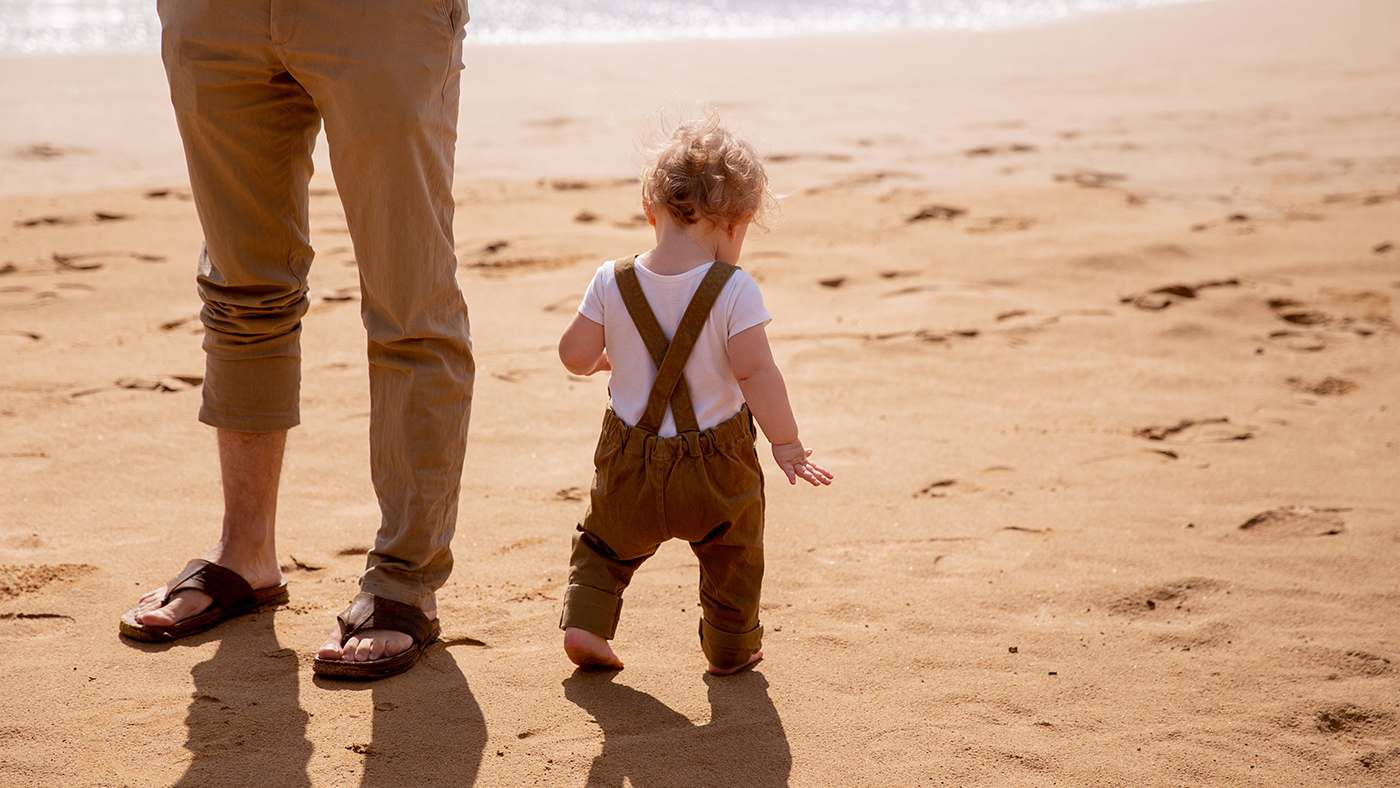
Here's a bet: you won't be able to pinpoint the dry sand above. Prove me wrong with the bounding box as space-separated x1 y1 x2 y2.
2 0 1398 785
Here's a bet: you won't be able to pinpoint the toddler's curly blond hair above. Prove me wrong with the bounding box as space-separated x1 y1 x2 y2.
641 114 775 231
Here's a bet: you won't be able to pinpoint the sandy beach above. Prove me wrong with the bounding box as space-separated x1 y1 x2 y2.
2 0 1398 784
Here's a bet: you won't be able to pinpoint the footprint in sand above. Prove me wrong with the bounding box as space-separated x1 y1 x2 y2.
612 212 649 229
555 487 585 502
1287 376 1357 397
965 144 1037 157
81 374 206 395
12 143 83 160
1120 279 1240 311
160 315 201 333
873 327 980 345
1237 506 1347 538
965 216 1035 234
1106 577 1228 618
316 287 358 304
15 212 130 229
120 375 203 392
1310 648 1394 679
1320 188 1400 208
0 613 76 639
914 466 1013 498
906 205 966 223
461 254 586 277
1269 292 1393 334
1310 703 1393 736
1265 290 1394 351
914 479 960 498
51 251 166 272
144 188 194 200
1053 170 1125 188
1133 417 1253 444
769 152 855 165
0 563 97 600
16 215 76 228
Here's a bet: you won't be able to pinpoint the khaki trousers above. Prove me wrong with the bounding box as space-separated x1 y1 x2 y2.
562 406 766 671
158 0 474 608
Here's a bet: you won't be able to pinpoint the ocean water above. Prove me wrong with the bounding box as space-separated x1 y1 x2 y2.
0 0 1202 55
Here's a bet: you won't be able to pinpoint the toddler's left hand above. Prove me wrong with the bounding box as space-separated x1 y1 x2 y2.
772 442 834 487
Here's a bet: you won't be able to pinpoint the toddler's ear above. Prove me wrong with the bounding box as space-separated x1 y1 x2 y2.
642 201 657 227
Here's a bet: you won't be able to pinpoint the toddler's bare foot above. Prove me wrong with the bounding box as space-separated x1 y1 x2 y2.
564 627 624 670
708 650 763 676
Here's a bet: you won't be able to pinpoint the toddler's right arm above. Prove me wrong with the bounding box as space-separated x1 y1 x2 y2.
559 313 610 376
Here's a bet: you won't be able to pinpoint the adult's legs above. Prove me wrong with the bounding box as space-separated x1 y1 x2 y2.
132 0 322 625
274 0 473 662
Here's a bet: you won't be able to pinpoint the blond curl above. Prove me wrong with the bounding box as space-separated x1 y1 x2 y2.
641 113 776 231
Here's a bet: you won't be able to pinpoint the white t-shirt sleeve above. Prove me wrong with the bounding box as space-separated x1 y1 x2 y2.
577 263 610 325
724 270 772 338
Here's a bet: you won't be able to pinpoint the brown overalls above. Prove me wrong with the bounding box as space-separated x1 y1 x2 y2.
560 258 766 670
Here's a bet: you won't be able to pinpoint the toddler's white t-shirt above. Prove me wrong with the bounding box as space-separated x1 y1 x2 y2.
578 260 771 437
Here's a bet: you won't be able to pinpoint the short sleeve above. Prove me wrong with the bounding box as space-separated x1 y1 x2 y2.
725 270 772 338
577 263 609 325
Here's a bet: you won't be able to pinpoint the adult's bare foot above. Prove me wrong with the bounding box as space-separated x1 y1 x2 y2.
317 609 438 664
564 627 624 670
130 545 283 628
707 650 763 676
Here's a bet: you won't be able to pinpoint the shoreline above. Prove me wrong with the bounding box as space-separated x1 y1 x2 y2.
0 0 1216 58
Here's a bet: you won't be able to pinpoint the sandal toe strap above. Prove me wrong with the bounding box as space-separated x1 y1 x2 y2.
163 559 255 611
336 593 433 646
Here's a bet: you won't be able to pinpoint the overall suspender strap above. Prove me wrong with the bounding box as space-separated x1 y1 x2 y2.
615 257 696 430
614 257 739 434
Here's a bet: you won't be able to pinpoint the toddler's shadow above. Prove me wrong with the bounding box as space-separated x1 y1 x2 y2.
563 669 791 788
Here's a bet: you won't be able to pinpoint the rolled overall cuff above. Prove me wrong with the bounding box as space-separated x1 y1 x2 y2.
560 584 623 639
699 618 763 670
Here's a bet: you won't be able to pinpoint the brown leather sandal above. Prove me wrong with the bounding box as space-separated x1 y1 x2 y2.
119 559 289 643
312 593 440 680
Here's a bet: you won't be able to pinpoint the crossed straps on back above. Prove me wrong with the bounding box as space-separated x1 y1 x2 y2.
614 256 738 434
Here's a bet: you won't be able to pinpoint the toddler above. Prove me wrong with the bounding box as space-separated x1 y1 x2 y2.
557 115 832 675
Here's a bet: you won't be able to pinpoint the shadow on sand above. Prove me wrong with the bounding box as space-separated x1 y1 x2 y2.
563 668 792 788
316 641 487 788
158 613 485 788
167 613 312 788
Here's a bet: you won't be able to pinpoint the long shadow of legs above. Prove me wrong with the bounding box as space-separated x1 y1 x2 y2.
563 670 791 788
315 642 485 788
170 615 311 788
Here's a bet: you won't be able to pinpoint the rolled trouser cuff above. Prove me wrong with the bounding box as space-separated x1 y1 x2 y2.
699 618 763 670
560 584 623 639
198 353 302 433
358 576 438 612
